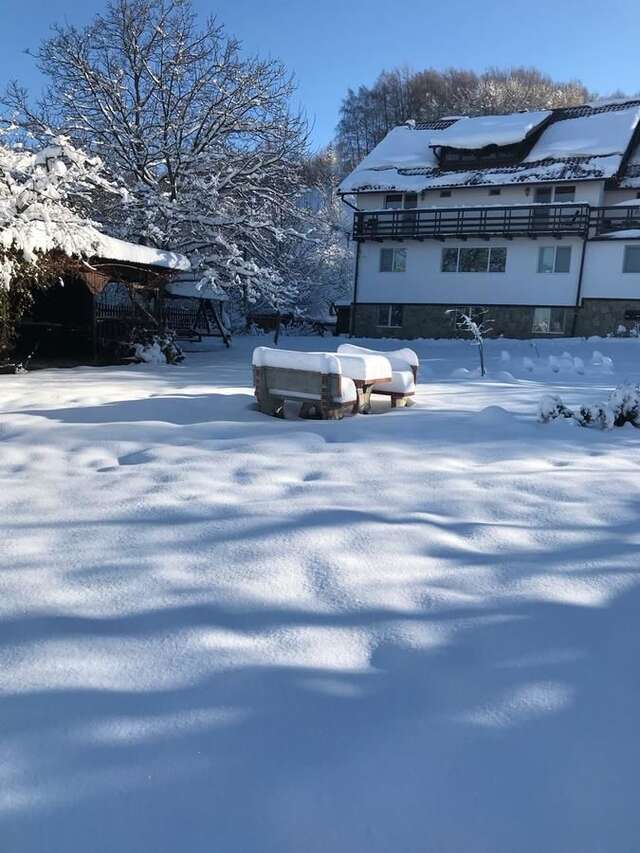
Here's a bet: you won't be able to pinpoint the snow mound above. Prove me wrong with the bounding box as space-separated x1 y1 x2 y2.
476 405 513 423
450 366 482 379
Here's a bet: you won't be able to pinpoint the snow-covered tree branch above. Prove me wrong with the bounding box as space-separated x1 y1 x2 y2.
4 0 316 311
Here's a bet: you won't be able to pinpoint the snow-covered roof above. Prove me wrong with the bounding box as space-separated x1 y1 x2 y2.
525 107 640 162
339 99 640 195
432 110 551 150
0 217 190 273
91 233 190 271
165 273 227 300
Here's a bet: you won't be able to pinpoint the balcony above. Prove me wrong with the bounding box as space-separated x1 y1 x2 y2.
353 203 592 241
591 205 640 235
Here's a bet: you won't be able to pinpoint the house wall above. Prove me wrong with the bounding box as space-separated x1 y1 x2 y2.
356 181 605 211
582 241 640 299
602 188 640 205
351 302 577 340
357 238 584 307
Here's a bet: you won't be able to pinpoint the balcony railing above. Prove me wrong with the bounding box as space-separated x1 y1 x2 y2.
353 204 592 241
590 205 640 235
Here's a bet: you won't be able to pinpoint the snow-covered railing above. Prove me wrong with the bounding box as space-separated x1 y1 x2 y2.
353 203 591 240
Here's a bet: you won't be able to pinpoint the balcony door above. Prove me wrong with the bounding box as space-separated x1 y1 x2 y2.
532 187 552 231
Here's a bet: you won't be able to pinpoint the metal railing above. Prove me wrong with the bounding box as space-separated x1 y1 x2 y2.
590 205 640 235
353 203 640 241
353 204 592 240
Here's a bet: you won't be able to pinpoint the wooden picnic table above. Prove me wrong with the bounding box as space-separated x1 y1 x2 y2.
333 353 392 414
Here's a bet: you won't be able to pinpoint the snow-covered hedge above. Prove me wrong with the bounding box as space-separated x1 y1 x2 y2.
539 384 640 429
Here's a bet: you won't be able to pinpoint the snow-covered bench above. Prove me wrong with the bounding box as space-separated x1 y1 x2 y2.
332 352 393 413
337 343 418 407
252 347 358 419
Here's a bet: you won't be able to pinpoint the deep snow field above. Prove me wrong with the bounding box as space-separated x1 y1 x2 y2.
1 333 640 852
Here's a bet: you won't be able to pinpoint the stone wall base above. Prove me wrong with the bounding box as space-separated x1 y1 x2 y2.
352 300 640 339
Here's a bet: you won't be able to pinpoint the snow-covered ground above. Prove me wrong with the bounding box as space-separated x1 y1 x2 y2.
1 333 640 852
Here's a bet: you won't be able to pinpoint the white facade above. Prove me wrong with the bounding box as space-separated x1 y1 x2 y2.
357 238 584 307
358 181 606 212
582 241 640 299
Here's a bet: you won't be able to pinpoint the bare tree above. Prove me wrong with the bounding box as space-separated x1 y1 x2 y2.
336 67 591 174
5 0 310 309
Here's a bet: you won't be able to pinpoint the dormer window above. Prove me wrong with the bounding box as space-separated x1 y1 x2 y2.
436 140 528 170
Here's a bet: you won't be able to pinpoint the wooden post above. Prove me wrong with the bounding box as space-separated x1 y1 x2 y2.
91 295 98 364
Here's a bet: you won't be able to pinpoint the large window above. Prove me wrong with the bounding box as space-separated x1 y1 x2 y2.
384 193 418 210
532 307 566 334
378 304 404 328
380 248 407 272
537 246 571 273
441 247 507 273
623 246 640 273
534 186 576 203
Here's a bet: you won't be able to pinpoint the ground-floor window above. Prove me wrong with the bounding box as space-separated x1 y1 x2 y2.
448 305 488 329
377 304 404 328
532 307 566 334
537 246 571 273
380 248 407 272
441 247 507 273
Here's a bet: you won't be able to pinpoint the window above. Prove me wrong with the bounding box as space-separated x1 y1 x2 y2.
532 307 566 334
459 248 489 272
534 187 553 204
380 248 406 272
384 193 417 210
534 186 576 204
449 305 487 329
489 188 501 196
489 247 507 272
378 304 403 328
555 246 572 273
623 246 640 273
384 193 403 210
441 248 459 272
537 246 571 273
441 247 507 273
554 185 576 203
440 190 452 198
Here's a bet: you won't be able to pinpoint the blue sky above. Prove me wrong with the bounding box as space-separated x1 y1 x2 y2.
1 0 639 150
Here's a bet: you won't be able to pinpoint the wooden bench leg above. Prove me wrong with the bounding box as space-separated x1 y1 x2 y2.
257 393 284 417
390 394 409 409
361 385 374 414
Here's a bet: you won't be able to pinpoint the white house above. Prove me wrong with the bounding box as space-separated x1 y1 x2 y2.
338 99 640 338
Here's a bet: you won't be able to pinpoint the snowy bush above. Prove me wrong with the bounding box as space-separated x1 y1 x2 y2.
539 384 640 429
131 331 183 365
